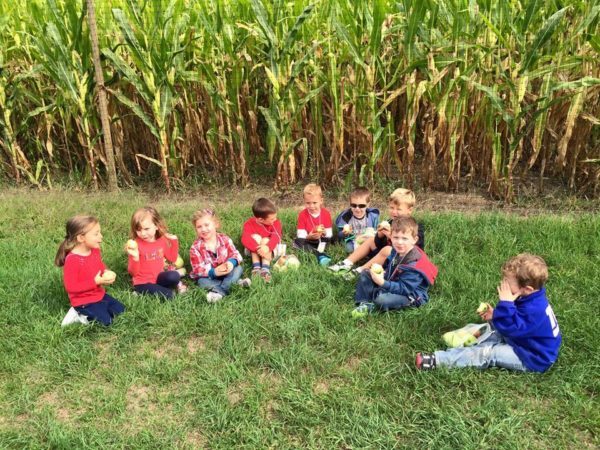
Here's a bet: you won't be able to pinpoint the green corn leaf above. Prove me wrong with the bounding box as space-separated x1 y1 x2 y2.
283 3 315 54
108 88 160 140
521 7 569 74
251 0 277 48
135 153 164 168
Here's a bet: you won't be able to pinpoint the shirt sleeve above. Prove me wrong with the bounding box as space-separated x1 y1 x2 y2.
189 241 212 278
225 236 243 264
492 301 543 338
382 269 423 297
297 210 308 238
163 236 179 262
241 220 259 252
63 255 98 295
267 221 282 251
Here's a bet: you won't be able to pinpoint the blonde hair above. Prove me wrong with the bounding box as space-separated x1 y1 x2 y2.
391 216 418 238
130 206 167 239
502 253 548 290
55 215 99 266
303 183 323 198
389 188 415 208
192 208 220 228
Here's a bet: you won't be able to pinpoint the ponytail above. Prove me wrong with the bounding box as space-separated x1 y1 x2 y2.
55 215 99 267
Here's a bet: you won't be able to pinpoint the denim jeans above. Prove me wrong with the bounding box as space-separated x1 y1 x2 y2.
196 265 243 296
435 330 528 372
134 270 181 300
354 271 420 311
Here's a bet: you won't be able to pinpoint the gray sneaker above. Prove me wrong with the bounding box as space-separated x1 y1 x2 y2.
206 291 224 303
237 278 252 288
328 261 353 272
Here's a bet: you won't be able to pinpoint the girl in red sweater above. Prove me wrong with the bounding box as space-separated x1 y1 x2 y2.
55 215 125 326
127 206 187 299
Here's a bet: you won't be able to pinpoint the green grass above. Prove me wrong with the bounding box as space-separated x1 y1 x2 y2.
0 190 598 449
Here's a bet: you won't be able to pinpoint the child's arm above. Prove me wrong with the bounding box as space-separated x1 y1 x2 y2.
64 255 103 294
189 242 213 278
492 280 538 337
241 221 259 252
163 235 179 263
381 271 424 297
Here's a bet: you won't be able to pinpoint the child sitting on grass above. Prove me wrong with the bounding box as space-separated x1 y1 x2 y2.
293 183 334 266
416 254 561 372
55 215 125 326
330 188 424 276
189 208 250 303
334 186 380 253
126 206 186 299
353 216 437 318
241 198 283 283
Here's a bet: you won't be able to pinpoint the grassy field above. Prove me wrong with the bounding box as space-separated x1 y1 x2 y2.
0 190 598 449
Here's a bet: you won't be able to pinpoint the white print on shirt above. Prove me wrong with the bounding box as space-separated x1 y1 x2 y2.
545 305 560 337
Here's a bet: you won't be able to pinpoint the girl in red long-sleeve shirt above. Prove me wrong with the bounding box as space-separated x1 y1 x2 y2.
126 206 187 299
55 215 125 326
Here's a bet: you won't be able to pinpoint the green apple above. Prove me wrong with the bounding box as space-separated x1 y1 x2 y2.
379 220 390 230
174 255 184 269
126 239 138 250
286 255 300 268
371 263 384 274
477 302 489 314
102 270 117 282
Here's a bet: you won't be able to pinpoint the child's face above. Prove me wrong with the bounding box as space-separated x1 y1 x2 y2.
388 202 413 219
304 193 323 215
258 213 278 226
78 223 102 249
194 216 217 240
136 215 158 242
349 195 369 219
390 230 418 256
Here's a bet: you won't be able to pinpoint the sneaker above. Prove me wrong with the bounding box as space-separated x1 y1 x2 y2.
351 302 373 319
61 307 89 327
318 255 332 267
237 278 252 288
415 352 436 370
206 291 223 303
329 261 353 272
260 269 272 283
176 281 188 294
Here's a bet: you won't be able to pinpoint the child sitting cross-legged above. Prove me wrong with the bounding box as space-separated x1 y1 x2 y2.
352 216 438 318
189 208 251 303
416 254 561 372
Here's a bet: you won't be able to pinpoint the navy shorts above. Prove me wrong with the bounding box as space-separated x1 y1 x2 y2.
75 293 125 326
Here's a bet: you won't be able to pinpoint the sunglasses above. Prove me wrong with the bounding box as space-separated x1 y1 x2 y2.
350 203 367 209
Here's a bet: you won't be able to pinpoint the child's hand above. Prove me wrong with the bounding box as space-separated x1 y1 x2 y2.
215 262 232 276
377 227 391 239
342 225 352 236
164 233 178 240
497 279 518 302
126 247 140 260
307 230 322 240
94 271 116 286
257 244 270 259
479 306 494 322
369 269 385 286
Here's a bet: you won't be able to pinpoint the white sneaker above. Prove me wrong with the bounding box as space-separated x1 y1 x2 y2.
61 307 89 327
206 291 224 303
328 261 353 272
237 278 252 288
176 281 188 294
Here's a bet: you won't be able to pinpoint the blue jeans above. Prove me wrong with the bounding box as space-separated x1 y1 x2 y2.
354 271 420 311
435 330 528 371
196 265 242 296
75 293 125 326
134 270 181 299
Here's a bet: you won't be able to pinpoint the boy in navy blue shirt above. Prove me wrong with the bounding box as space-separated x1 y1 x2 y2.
416 253 561 372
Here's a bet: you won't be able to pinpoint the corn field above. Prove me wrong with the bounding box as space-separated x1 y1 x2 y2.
0 0 598 198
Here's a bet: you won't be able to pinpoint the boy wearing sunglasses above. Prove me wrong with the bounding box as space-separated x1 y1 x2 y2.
334 187 380 253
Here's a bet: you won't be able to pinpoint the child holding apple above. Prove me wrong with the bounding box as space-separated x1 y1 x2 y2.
126 206 186 299
293 183 334 266
352 216 437 318
334 187 380 253
55 215 125 326
330 188 425 276
416 254 561 372
190 208 250 303
240 197 283 283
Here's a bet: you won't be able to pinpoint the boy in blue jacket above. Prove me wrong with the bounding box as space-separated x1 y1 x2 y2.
352 216 438 318
416 253 561 372
335 187 380 253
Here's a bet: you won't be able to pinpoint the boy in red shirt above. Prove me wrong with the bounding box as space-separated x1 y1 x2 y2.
241 198 283 282
293 183 334 266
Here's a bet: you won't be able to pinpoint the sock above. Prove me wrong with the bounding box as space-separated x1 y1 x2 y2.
252 262 261 269
261 263 271 272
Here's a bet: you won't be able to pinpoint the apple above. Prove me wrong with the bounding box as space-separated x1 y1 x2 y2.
342 224 351 233
364 227 376 236
127 239 138 250
102 270 117 282
174 255 184 269
379 220 390 230
371 263 384 274
477 302 489 314
286 255 300 268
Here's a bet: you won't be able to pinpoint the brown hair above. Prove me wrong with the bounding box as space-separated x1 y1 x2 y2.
130 206 167 239
502 253 548 290
252 198 277 219
350 187 371 203
54 215 99 266
391 216 418 238
389 188 416 208
192 208 220 229
303 183 323 197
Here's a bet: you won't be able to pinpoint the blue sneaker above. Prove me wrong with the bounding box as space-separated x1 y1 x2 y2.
318 255 332 267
